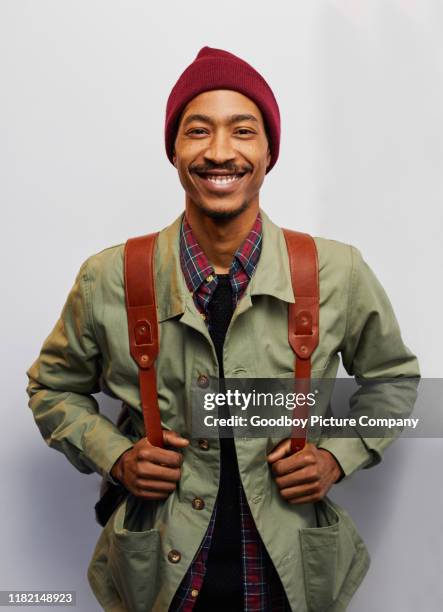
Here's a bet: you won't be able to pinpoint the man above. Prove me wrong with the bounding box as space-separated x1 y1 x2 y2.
27 47 420 612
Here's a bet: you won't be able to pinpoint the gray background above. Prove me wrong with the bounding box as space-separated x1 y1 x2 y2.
1 1 442 610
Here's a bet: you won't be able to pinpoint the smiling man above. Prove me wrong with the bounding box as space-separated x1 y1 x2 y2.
27 46 419 612
173 91 269 224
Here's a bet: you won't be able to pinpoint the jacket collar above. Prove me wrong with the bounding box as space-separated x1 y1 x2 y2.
155 206 295 323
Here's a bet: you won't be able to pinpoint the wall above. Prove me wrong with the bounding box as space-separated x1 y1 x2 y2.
1 1 442 610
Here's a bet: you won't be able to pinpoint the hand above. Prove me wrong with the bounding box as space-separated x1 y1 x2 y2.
267 441 344 504
110 429 189 500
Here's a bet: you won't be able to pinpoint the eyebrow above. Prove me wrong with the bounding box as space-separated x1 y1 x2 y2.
182 113 259 128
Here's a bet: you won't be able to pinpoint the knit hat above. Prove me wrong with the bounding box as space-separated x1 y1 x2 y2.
165 46 280 174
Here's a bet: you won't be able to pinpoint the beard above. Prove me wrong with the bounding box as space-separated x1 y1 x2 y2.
192 196 251 221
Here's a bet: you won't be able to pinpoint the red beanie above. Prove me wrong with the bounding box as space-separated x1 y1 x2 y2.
165 46 281 174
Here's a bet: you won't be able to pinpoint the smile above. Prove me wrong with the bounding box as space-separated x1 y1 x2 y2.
204 173 243 184
194 172 248 191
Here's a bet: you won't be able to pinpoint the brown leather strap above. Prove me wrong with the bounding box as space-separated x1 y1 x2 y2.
282 229 319 453
123 226 318 453
124 232 164 448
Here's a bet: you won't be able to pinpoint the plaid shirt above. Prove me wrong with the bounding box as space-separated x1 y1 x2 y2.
169 211 291 612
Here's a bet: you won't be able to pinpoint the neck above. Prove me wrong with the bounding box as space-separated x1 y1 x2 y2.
185 200 260 274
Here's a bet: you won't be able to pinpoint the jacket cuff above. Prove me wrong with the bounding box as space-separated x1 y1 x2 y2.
98 438 134 482
106 472 121 486
317 436 376 479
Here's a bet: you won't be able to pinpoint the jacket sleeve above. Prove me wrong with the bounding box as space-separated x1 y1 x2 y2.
26 258 134 480
317 245 420 480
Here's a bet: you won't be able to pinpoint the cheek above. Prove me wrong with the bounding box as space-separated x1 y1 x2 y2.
238 144 269 167
176 139 204 159
175 166 194 191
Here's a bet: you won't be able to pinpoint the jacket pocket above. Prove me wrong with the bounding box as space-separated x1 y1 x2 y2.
299 496 361 612
107 497 161 612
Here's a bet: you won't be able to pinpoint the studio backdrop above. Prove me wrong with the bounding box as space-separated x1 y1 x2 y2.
1 1 442 611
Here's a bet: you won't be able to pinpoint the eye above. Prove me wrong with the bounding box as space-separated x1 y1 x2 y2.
188 128 207 135
236 128 255 135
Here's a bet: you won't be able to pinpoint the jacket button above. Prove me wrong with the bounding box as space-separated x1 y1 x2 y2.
167 549 181 563
197 374 209 388
191 589 199 598
192 497 205 510
198 438 209 451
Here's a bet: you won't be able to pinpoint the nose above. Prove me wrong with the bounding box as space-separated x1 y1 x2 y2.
203 129 236 165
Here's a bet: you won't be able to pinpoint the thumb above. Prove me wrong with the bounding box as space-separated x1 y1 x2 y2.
163 429 190 448
267 438 292 463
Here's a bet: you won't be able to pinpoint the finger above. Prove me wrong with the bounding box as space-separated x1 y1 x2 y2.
138 446 184 468
279 481 320 502
137 463 181 482
266 439 292 463
271 445 318 476
271 451 315 477
163 429 190 448
275 466 319 489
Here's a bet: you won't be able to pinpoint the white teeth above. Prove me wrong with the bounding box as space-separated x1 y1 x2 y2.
205 174 241 184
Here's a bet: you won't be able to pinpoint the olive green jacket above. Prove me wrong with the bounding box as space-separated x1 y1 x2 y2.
26 208 420 612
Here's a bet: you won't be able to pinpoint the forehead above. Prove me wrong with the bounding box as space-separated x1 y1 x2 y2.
180 89 265 126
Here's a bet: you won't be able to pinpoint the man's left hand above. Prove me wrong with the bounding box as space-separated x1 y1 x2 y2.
267 441 344 504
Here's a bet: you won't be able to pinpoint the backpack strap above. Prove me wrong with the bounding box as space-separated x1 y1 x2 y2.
123 227 319 454
124 232 164 448
282 229 320 453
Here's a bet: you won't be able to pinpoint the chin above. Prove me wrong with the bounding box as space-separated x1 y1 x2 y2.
194 197 251 220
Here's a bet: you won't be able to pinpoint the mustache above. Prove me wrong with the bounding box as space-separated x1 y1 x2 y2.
190 164 252 174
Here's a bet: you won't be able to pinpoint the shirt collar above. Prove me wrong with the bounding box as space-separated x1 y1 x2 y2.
179 210 262 295
153 207 295 324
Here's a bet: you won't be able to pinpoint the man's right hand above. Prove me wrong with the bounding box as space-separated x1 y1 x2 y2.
110 430 189 500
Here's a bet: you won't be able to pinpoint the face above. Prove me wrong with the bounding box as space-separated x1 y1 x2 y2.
172 89 271 220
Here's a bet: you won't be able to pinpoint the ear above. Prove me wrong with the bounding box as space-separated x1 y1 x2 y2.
172 149 177 167
266 147 271 169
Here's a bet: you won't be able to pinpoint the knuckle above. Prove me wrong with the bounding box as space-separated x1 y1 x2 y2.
274 476 284 488
305 452 316 463
311 484 322 497
272 461 282 476
309 466 320 480
171 453 182 467
136 466 151 479
139 448 153 462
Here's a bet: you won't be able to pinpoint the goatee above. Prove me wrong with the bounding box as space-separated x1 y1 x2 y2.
196 199 250 220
